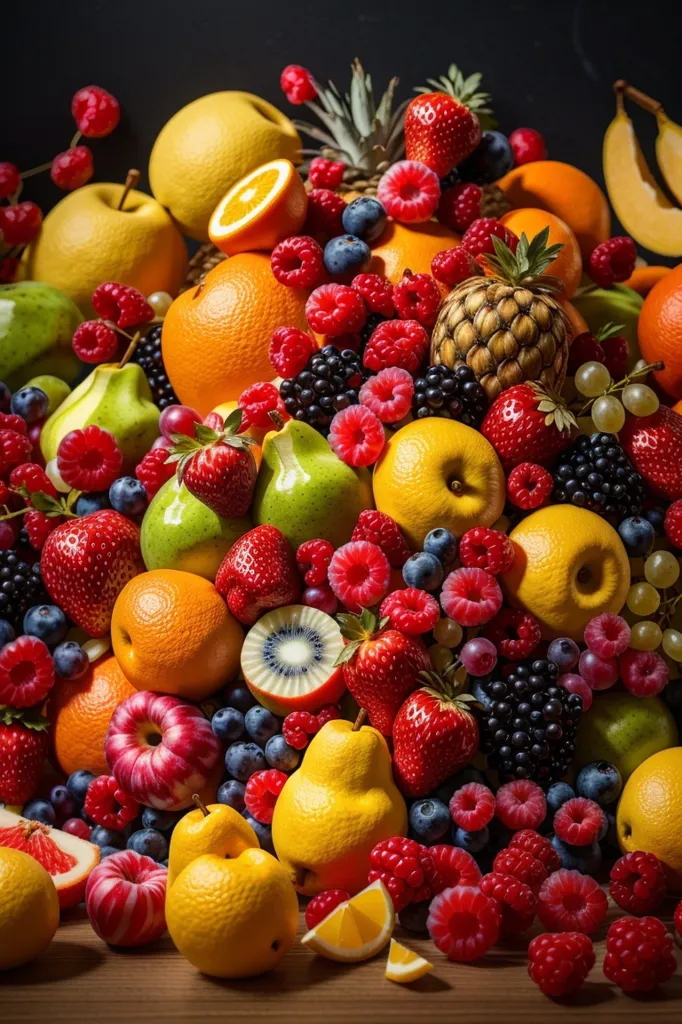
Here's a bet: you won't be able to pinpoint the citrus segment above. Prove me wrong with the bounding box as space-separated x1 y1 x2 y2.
209 159 308 256
385 938 434 983
301 879 394 962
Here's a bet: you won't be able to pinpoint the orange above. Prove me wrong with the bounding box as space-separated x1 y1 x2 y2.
111 569 243 701
637 262 682 399
208 159 307 257
500 208 582 298
623 264 671 296
368 219 461 285
162 253 309 415
674 399 682 417
497 161 610 258
48 654 135 776
557 296 589 343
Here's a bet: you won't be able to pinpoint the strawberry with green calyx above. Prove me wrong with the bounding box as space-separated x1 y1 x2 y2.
0 706 49 805
481 380 578 471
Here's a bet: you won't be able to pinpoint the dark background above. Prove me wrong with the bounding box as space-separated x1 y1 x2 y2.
3 0 682 251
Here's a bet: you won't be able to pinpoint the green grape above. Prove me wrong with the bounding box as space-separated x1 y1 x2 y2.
433 618 463 649
630 620 663 651
626 582 661 615
429 643 454 673
622 383 660 417
662 628 682 662
148 290 174 317
644 550 681 589
591 395 626 433
574 361 612 397
633 359 648 373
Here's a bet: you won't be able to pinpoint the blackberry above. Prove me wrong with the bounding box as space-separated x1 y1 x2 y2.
0 551 48 626
552 433 646 522
131 325 178 410
279 345 363 434
477 659 583 783
413 364 488 427
360 312 388 356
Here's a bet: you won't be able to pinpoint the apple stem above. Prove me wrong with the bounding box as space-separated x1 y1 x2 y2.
118 331 142 369
449 479 464 496
352 708 367 731
268 410 284 430
192 794 210 817
118 169 141 211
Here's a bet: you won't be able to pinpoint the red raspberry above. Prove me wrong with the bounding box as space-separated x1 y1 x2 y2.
72 320 119 364
84 775 139 831
0 635 54 708
72 85 120 137
509 829 561 873
305 283 366 336
9 463 56 499
50 146 94 191
303 189 346 243
506 462 553 510
484 608 541 661
431 246 481 288
282 711 318 750
601 333 629 379
244 769 287 824
91 282 154 330
620 648 669 697
351 509 411 568
0 414 27 436
328 540 391 613
377 161 441 224
554 798 605 846
0 202 43 246
379 587 440 635
0 258 18 284
24 510 60 551
305 889 349 930
509 128 547 165
368 836 440 911
362 319 429 374
238 381 288 430
480 871 538 935
296 539 334 586
308 157 345 190
675 899 682 944
359 367 413 424
351 274 395 317
495 779 547 831
0 430 33 475
280 64 317 105
427 885 501 962
392 272 442 328
537 869 608 934
438 183 483 232
567 332 606 375
449 782 496 831
493 848 547 892
528 932 594 997
440 567 503 627
0 162 20 200
57 425 123 491
329 405 385 467
458 527 514 575
270 235 324 289
604 916 677 992
587 236 637 288
429 845 481 893
664 499 682 549
609 851 667 915
314 705 339 729
269 326 317 377
135 447 174 499
584 612 631 659
461 218 519 260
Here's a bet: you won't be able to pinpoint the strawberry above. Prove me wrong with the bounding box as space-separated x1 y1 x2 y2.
41 509 144 637
216 525 301 625
392 667 480 798
337 609 431 734
620 404 682 501
0 707 49 805
481 382 577 471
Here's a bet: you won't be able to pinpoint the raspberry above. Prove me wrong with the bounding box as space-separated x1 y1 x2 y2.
620 648 669 697
314 705 339 729
50 146 94 191
280 64 317 105
440 567 503 627
351 510 411 568
392 272 442 328
587 236 637 288
305 283 366 337
24 510 60 551
0 430 33 475
567 332 606 375
303 189 346 244
609 851 667 915
584 615 630 663
0 414 27 437
379 588 440 636
9 463 56 499
244 769 287 824
431 246 481 288
83 775 140 831
495 779 547 831
601 333 630 379
270 235 324 289
675 900 682 944
0 635 54 708
91 282 154 330
368 837 439 911
509 128 547 165
135 447 174 499
664 499 682 549
509 829 561 873
458 527 514 575
461 218 519 260
282 711 318 750
604 916 677 992
308 157 345 190
328 540 391 613
537 869 607 934
427 885 501 962
57 425 122 492
506 462 553 510
0 202 43 246
528 932 594 997
351 274 395 317
72 85 120 137
484 609 541 661
359 367 414 424
72 320 119 364
480 871 538 936
377 161 441 224
296 539 334 586
305 889 350 929
238 382 288 430
0 162 20 200
438 183 483 232
554 797 606 846
493 848 547 892
449 783 496 831
362 319 430 374
269 326 317 378
329 405 385 467
429 845 481 892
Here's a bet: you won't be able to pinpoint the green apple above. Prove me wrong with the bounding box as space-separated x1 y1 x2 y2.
572 284 643 367
25 375 71 416
0 281 83 389
574 691 679 781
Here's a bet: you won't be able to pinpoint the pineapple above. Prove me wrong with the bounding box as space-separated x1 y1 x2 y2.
430 229 570 402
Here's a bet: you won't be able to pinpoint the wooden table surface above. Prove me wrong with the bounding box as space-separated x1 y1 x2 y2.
4 902 681 1023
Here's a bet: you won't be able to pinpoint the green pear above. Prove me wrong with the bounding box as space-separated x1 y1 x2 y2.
252 420 373 550
572 284 643 367
574 691 678 782
141 476 251 580
40 362 159 472
25 375 71 415
0 281 83 389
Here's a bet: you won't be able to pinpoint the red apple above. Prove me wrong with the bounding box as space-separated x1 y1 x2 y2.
85 849 167 947
104 691 221 810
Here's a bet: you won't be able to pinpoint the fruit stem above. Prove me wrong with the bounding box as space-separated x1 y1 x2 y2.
352 708 368 731
118 169 140 211
118 330 141 369
574 360 665 417
192 794 210 817
449 478 464 496
618 81 665 117
268 410 284 431
19 161 53 179
70 130 82 149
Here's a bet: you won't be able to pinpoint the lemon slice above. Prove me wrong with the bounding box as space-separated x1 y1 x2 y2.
301 880 394 962
385 938 433 984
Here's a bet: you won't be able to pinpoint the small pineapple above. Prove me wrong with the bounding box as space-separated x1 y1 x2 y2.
430 229 570 402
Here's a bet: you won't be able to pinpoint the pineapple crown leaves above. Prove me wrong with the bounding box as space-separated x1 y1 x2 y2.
335 607 390 665
485 227 565 294
0 705 49 731
528 380 578 435
415 64 496 129
166 408 257 485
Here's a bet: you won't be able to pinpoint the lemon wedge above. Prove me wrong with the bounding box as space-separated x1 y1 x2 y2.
301 880 394 962
385 938 434 984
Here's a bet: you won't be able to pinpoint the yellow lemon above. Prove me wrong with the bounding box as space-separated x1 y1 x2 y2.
617 747 682 891
165 848 298 978
167 801 259 886
301 880 394 962
0 848 60 970
501 505 630 640
373 418 505 549
385 938 434 983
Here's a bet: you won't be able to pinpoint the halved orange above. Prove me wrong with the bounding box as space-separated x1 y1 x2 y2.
209 159 308 256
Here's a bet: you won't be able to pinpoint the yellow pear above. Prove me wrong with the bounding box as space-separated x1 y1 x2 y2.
168 798 259 886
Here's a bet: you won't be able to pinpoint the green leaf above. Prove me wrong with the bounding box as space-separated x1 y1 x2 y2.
169 433 201 454
220 409 243 437
334 641 362 666
65 489 81 512
596 322 626 342
358 607 377 634
0 705 49 730
194 423 219 445
30 491 66 517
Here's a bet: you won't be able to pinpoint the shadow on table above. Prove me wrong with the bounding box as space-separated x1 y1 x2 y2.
3 940 105 985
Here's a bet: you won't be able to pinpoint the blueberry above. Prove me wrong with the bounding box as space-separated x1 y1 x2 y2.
127 828 168 861
645 507 666 535
618 516 655 556
23 603 68 646
244 706 280 746
575 761 622 807
90 826 125 849
243 813 274 853
323 234 371 278
10 386 49 424
0 619 15 646
264 734 301 772
211 706 245 744
341 197 387 243
99 845 121 859
409 798 451 844
546 781 575 814
66 769 96 803
550 835 603 875
225 741 266 781
458 131 514 184
223 680 257 713
0 382 10 413
423 528 458 569
50 784 77 819
398 900 430 934
22 798 56 826
453 826 489 853
468 679 496 712
53 640 89 680
217 779 246 812
402 551 444 591
141 807 179 832
109 476 148 518
547 638 580 673
75 491 111 516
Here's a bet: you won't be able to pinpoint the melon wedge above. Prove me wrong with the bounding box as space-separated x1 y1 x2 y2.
656 115 682 206
301 879 394 962
0 808 100 909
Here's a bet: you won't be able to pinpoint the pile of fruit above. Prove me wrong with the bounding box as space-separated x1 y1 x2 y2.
2 57 682 999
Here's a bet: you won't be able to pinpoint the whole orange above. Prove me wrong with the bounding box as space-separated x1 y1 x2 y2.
500 208 582 299
161 253 309 415
48 655 135 776
368 220 461 285
637 262 682 399
557 296 589 343
111 569 243 701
